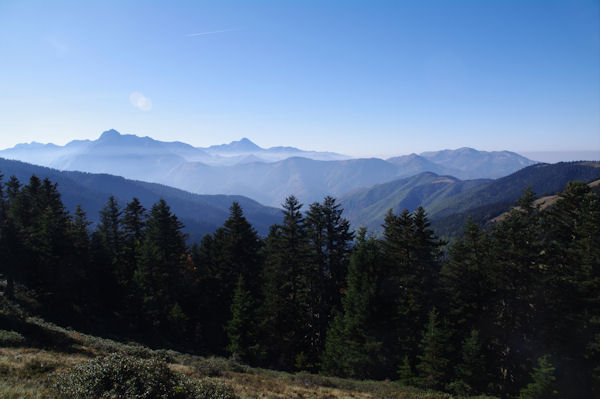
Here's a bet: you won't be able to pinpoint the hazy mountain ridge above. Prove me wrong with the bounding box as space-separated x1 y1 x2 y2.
0 157 281 242
339 172 491 231
341 161 600 234
0 129 537 206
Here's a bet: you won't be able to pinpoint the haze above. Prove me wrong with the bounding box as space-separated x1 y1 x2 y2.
0 1 599 158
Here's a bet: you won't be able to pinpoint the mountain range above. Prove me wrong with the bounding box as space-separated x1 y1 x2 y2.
1 156 598 243
0 157 281 243
0 129 536 207
340 161 600 234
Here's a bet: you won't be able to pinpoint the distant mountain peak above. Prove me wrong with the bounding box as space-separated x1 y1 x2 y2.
99 129 121 139
208 137 263 153
231 137 261 149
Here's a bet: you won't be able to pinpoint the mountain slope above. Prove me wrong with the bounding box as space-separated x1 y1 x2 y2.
0 130 537 206
339 172 490 231
0 157 281 241
165 157 402 206
420 147 535 179
426 161 600 220
341 161 600 234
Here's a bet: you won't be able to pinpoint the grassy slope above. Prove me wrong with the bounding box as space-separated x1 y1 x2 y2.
0 292 496 399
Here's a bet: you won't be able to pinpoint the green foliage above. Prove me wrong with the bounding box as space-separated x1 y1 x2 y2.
194 356 247 377
260 195 312 370
53 353 197 399
193 379 237 399
321 229 383 379
449 330 485 396
0 330 25 346
134 199 188 332
1 170 599 398
519 356 557 399
416 309 450 390
226 275 260 362
397 355 414 386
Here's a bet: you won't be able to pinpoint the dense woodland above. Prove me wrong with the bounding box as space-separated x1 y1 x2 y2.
0 173 598 398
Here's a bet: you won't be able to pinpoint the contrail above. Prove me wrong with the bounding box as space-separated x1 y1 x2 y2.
186 29 238 37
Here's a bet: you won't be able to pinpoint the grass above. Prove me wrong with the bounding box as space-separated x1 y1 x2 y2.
0 294 497 399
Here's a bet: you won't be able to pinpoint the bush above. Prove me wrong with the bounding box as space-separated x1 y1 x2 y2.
193 379 237 399
54 353 196 399
0 330 25 346
194 357 247 377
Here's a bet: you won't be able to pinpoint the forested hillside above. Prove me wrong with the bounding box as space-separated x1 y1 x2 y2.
341 161 600 235
0 172 598 398
0 157 281 241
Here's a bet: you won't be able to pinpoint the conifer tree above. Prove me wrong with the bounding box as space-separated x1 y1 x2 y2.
488 187 543 394
194 202 263 354
260 195 311 370
441 219 492 336
416 308 450 390
519 356 557 399
134 199 188 334
120 198 146 292
321 229 383 378
89 196 124 311
0 174 12 298
450 329 486 395
381 207 443 371
0 176 22 299
397 355 414 386
67 205 92 305
305 196 354 369
226 275 260 362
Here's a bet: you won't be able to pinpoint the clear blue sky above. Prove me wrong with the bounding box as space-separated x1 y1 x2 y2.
1 0 598 158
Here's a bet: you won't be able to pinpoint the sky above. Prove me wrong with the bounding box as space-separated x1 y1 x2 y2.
0 0 599 159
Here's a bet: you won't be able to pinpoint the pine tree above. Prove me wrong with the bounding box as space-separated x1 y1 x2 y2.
193 202 263 354
134 199 188 334
540 181 600 396
0 174 12 298
441 219 492 335
519 356 557 399
89 196 124 311
381 207 443 372
120 198 146 292
260 196 311 370
488 187 543 394
449 329 486 395
321 229 383 379
305 196 354 369
226 275 260 362
416 308 450 390
397 355 414 385
67 205 92 305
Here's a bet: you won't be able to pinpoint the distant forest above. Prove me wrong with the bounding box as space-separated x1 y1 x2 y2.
0 173 598 398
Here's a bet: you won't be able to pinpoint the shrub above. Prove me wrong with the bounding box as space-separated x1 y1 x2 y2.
0 330 25 346
194 356 247 377
53 353 196 399
194 379 237 399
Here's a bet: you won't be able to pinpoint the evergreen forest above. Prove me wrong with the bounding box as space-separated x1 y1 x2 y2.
0 173 598 398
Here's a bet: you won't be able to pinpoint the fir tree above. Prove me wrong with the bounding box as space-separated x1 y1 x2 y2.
416 308 450 390
449 329 486 395
321 229 383 379
519 356 557 399
305 196 354 369
134 199 188 334
260 196 311 370
226 275 260 362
